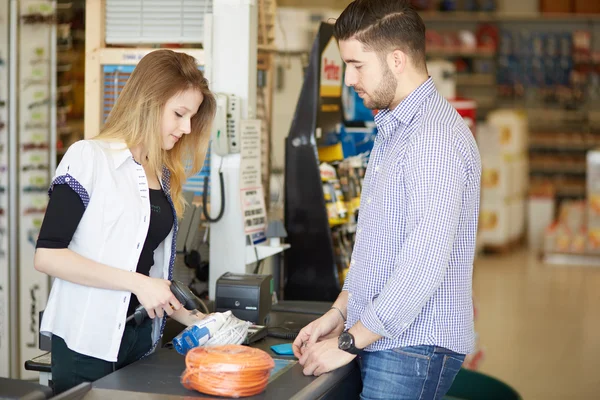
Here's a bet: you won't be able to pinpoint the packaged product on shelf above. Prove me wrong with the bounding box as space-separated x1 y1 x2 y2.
480 154 510 201
479 200 511 247
589 228 600 254
587 149 600 253
559 200 586 233
571 229 587 254
320 163 348 226
485 109 528 155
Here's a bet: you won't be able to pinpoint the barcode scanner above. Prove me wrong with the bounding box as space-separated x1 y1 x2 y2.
125 280 202 325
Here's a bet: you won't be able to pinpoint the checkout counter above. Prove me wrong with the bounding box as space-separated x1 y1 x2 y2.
18 301 361 400
10 199 361 399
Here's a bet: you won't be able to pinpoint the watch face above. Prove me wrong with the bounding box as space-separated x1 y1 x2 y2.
338 332 353 350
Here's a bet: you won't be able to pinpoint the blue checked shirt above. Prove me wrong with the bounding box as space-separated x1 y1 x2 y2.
343 78 481 355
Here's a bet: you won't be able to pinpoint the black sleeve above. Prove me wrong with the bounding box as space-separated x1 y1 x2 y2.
36 184 86 249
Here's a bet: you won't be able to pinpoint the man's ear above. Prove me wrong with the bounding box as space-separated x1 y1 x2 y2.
388 49 407 74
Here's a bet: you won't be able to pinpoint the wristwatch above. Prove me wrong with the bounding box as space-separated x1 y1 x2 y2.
338 330 361 355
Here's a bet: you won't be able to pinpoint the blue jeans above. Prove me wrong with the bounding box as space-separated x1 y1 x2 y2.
358 345 465 400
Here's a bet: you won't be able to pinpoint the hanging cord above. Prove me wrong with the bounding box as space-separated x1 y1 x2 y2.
181 345 275 398
203 157 225 222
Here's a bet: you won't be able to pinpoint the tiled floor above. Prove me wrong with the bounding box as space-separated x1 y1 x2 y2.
473 249 600 399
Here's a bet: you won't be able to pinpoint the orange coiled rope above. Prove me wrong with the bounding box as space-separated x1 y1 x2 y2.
181 344 275 398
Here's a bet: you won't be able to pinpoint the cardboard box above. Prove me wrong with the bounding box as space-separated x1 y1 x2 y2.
587 149 600 228
486 109 528 155
528 194 555 251
540 0 572 13
479 199 512 246
481 155 511 201
495 0 539 14
588 228 600 254
559 200 587 233
574 0 600 14
511 153 529 197
509 197 526 241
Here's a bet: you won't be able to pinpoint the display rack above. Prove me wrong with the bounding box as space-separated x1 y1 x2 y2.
17 0 57 380
257 0 277 208
0 0 57 380
55 0 85 161
284 22 345 302
0 0 10 380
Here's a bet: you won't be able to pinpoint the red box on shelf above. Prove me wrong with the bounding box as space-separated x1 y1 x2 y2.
450 98 476 137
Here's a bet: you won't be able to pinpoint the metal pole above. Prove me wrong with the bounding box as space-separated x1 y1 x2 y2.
8 0 19 379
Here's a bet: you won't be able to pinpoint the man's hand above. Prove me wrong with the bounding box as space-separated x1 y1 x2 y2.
298 337 356 376
292 310 345 359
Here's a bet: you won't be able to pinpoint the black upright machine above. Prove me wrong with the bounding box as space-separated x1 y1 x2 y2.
284 22 345 302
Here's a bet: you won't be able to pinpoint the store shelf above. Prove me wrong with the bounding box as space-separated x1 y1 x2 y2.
530 165 587 175
420 11 600 23
245 243 290 265
543 252 600 266
427 48 495 58
456 73 496 86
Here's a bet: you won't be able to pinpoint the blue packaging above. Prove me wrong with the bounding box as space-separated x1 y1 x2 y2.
544 58 558 87
496 55 511 87
545 34 558 58
532 33 544 58
342 85 374 123
499 30 513 56
531 57 545 88
558 57 572 86
479 0 496 11
559 33 572 57
172 325 211 355
339 125 377 159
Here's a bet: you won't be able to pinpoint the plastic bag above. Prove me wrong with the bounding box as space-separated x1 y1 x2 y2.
181 345 275 398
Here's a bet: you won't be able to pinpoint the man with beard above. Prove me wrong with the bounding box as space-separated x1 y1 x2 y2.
292 1 482 398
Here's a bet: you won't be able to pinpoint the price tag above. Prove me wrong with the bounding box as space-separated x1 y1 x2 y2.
239 119 266 234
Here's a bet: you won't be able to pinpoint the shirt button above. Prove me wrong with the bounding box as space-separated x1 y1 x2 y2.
118 323 122 329
144 216 147 222
367 198 372 204
65 177 70 182
375 166 380 172
137 243 140 249
123 297 127 303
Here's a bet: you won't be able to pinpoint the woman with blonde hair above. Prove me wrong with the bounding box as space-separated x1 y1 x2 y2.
34 49 216 394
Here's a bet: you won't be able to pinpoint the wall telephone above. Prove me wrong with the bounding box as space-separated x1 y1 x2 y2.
211 93 241 156
203 93 241 222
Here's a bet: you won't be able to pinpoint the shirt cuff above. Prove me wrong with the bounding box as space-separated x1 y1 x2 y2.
360 298 411 340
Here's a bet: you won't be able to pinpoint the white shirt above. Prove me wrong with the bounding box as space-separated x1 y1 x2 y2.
40 139 178 362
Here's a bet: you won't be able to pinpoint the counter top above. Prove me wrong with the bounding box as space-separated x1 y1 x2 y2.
85 309 362 400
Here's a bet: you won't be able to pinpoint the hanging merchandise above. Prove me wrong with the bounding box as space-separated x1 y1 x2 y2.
0 0 9 379
320 163 348 226
16 0 56 380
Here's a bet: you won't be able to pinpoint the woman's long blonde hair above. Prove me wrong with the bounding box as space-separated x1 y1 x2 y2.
96 49 216 218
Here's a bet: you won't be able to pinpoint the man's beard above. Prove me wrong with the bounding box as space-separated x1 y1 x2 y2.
361 65 397 110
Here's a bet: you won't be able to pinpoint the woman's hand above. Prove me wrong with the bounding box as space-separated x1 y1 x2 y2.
133 276 182 319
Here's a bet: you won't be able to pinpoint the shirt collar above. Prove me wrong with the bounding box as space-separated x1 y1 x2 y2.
105 140 133 169
374 77 436 137
103 140 171 195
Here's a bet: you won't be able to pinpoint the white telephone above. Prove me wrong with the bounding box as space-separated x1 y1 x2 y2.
205 93 241 223
211 93 241 156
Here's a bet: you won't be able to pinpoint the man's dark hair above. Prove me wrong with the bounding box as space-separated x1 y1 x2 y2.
333 0 427 71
